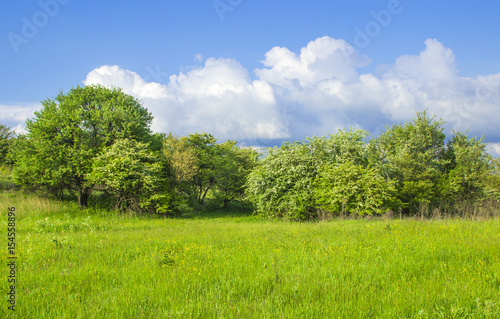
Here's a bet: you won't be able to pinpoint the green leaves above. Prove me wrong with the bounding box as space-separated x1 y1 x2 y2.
246 129 370 220
89 139 169 214
0 123 15 165
14 85 154 208
313 161 399 216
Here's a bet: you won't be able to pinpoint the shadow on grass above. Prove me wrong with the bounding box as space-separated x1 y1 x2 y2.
182 200 257 220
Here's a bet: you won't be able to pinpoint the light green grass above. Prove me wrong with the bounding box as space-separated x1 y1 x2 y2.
1 192 500 318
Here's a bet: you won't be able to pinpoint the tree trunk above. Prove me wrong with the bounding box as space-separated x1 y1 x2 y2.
78 187 92 209
200 186 210 205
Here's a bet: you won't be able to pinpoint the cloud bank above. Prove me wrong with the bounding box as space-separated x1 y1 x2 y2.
4 36 500 155
84 37 500 148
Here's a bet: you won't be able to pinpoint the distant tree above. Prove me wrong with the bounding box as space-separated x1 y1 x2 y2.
162 133 199 193
440 131 492 203
370 111 446 213
246 129 370 220
246 140 317 220
211 141 258 208
0 124 15 165
485 157 500 200
89 139 170 214
313 161 400 217
14 85 153 208
186 133 219 205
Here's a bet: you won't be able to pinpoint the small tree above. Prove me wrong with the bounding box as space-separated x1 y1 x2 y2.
211 141 258 208
313 161 400 216
89 139 170 214
246 140 317 220
370 111 446 213
440 131 491 204
0 124 15 165
246 129 370 220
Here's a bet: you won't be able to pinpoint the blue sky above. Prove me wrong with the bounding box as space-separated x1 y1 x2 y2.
2 0 500 154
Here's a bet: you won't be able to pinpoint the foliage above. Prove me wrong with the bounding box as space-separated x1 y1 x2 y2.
89 139 173 215
163 133 199 194
440 131 492 203
163 133 257 208
313 161 400 216
246 140 318 220
0 123 15 165
370 111 446 211
14 85 153 208
211 141 258 208
185 133 219 205
485 157 500 200
246 129 370 220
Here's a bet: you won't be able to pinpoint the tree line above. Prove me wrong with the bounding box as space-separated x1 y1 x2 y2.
1 85 499 219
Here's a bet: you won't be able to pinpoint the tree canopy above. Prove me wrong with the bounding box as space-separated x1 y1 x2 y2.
14 85 154 208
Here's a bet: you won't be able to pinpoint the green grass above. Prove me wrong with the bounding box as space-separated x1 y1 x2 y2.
1 192 500 318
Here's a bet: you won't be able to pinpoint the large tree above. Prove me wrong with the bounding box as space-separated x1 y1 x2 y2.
14 85 153 208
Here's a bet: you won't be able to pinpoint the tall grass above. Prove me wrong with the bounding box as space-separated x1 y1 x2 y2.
1 192 500 318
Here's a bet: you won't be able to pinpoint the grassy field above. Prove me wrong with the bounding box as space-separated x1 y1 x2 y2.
1 191 500 318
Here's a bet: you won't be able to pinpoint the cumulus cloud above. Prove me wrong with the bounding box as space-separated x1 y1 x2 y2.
3 36 500 152
0 103 41 134
84 59 289 142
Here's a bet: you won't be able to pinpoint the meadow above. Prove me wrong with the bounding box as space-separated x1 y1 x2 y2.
1 191 500 318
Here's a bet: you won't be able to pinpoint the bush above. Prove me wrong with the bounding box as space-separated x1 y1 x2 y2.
313 161 400 217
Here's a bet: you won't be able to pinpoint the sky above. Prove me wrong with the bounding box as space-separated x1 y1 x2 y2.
1 0 500 155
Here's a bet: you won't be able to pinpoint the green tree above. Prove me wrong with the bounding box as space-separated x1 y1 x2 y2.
485 157 500 200
185 133 219 205
370 111 446 213
14 85 153 208
440 131 492 203
313 161 400 217
245 129 370 220
89 139 169 214
246 140 317 220
211 141 258 208
0 124 15 165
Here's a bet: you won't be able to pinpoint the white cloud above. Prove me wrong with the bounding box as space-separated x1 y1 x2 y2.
487 143 500 158
84 59 289 141
0 103 41 134
194 54 203 63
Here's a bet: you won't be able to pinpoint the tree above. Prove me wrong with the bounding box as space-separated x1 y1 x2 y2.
164 133 258 208
440 131 492 203
370 111 446 213
245 129 370 220
14 85 153 208
185 133 219 205
89 139 169 214
162 133 199 193
313 161 400 217
246 140 318 220
211 141 258 208
0 124 15 165
485 157 500 200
